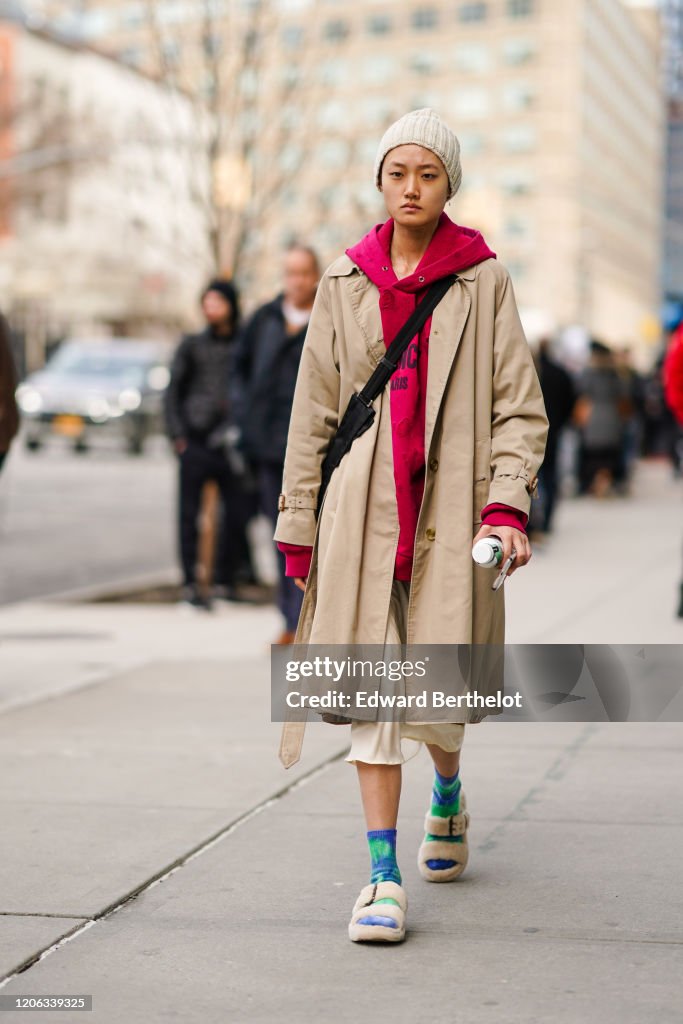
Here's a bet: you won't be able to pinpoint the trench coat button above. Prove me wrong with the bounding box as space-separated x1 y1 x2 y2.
425 527 436 541
429 457 439 472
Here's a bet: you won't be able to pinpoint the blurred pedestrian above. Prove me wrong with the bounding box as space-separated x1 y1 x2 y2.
0 313 19 475
574 339 630 497
164 279 252 610
662 327 683 617
641 350 680 470
233 244 319 643
614 347 646 492
531 337 576 533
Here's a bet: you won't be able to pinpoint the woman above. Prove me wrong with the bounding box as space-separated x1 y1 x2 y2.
274 108 548 943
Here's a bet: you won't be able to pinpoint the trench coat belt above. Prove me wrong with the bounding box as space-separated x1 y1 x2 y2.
279 720 306 768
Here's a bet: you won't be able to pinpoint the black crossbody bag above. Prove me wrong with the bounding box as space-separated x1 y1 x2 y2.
315 273 458 520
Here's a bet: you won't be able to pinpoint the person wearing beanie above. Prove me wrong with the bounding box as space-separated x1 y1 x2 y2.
164 277 255 610
274 108 548 943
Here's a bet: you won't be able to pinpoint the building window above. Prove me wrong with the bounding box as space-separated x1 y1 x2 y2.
500 125 537 153
279 144 303 172
501 81 536 112
367 13 393 35
318 100 345 129
507 0 534 17
410 51 440 76
281 63 302 88
458 3 487 23
499 168 535 195
323 19 350 42
319 59 348 86
363 55 398 85
281 25 303 48
412 7 439 29
454 43 492 73
452 87 490 121
458 132 486 156
502 37 537 65
358 137 379 164
317 139 351 168
203 32 221 58
504 215 531 238
507 261 527 279
363 97 394 127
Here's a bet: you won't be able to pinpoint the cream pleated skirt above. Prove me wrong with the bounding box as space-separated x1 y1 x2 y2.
345 578 466 766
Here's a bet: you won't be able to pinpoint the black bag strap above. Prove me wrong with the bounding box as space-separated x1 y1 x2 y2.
357 273 458 408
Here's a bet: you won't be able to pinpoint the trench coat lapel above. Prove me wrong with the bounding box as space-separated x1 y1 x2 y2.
424 281 472 456
344 272 385 369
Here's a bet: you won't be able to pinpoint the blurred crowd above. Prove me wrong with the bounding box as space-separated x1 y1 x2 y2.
2 256 683 632
529 331 683 535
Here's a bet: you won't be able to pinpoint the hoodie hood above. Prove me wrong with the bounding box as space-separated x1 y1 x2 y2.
345 210 496 292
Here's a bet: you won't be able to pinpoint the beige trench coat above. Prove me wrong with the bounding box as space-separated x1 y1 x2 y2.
274 253 549 765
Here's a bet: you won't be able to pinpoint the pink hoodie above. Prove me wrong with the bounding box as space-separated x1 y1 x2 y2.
278 212 528 579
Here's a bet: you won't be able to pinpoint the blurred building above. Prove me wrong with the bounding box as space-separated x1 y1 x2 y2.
659 0 683 307
0 10 213 367
22 0 665 357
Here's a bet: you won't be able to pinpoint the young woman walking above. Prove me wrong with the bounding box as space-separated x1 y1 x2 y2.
274 108 548 943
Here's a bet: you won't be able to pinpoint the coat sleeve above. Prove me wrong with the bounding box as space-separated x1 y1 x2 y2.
486 269 549 517
163 335 192 440
230 309 259 432
273 275 340 548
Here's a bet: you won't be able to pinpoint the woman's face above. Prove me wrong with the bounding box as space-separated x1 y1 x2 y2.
379 144 449 228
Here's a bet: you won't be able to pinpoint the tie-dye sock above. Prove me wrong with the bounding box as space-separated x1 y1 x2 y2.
425 767 463 870
355 829 402 927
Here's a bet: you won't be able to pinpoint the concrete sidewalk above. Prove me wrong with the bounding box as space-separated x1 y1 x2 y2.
0 460 681 1023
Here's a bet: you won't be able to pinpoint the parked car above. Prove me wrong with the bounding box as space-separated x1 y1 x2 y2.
15 338 171 455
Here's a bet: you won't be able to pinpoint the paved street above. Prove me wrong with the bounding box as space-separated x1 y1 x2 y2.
0 437 176 605
0 459 681 1023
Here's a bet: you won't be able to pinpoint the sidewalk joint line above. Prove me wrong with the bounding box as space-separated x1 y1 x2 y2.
0 744 349 989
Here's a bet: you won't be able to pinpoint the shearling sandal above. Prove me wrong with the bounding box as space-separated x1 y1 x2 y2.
348 881 407 943
417 789 470 882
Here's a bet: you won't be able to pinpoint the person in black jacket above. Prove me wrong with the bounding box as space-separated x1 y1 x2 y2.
532 338 577 533
165 279 251 609
0 313 19 474
233 244 320 641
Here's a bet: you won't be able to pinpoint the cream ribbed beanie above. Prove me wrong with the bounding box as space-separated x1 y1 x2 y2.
374 108 462 200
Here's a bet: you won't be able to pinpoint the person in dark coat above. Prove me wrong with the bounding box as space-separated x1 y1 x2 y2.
0 313 19 474
531 338 576 532
164 279 251 610
233 244 320 642
575 339 630 497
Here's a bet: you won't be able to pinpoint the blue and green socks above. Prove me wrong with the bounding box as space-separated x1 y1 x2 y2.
425 767 463 871
356 828 402 928
368 828 402 886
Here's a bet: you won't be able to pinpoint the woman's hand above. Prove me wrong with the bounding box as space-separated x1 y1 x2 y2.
294 577 307 592
472 523 531 578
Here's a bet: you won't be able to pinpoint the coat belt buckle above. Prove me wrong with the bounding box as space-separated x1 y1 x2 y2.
277 493 286 512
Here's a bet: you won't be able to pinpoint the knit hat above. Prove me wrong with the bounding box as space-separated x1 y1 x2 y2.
202 277 241 328
374 108 462 200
